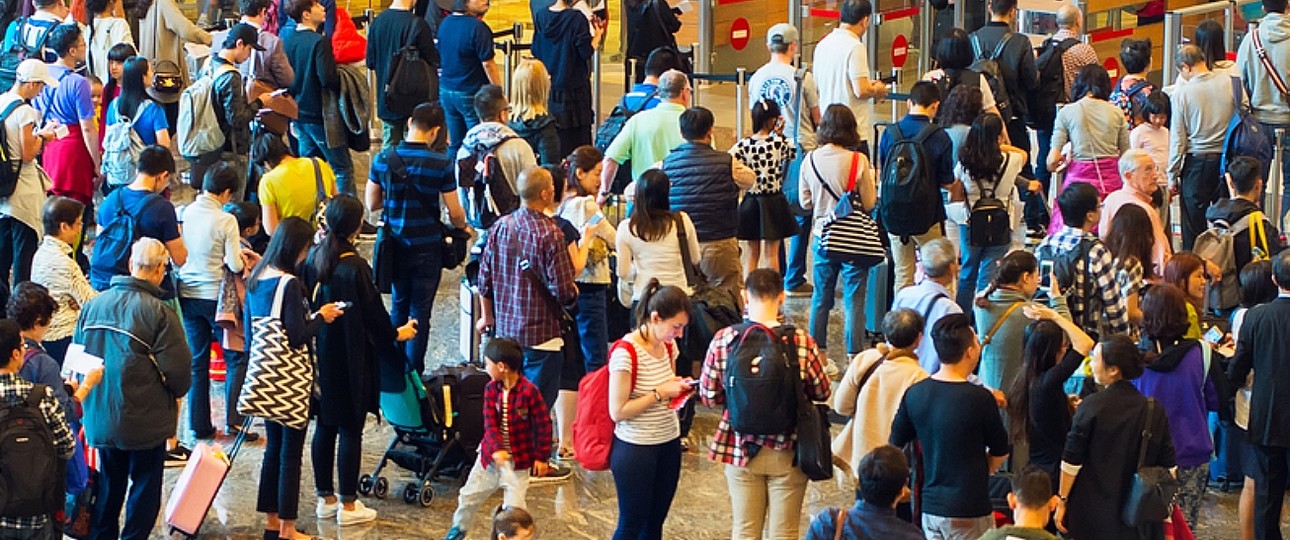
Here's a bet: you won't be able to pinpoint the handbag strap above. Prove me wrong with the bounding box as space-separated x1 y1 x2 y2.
672 213 699 288
979 153 1011 199
311 158 328 203
506 219 567 316
1136 399 1156 470
269 274 293 320
810 152 847 204
980 301 1023 346
845 152 859 193
1252 29 1290 96
651 0 680 50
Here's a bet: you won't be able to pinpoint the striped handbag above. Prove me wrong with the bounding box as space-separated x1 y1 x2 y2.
809 152 886 266
237 275 314 430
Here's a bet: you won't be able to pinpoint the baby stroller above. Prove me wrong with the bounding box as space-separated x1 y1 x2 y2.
360 363 488 507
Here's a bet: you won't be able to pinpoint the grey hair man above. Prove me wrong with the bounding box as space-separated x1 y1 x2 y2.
598 69 692 203
890 238 962 373
1097 149 1171 299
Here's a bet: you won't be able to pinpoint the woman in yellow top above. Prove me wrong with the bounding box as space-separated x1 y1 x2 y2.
251 132 338 234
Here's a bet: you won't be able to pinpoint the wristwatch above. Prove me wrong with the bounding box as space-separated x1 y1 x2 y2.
652 389 664 402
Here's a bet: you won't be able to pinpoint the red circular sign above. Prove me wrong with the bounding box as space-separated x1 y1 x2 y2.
891 34 909 68
1103 57 1120 79
730 18 750 51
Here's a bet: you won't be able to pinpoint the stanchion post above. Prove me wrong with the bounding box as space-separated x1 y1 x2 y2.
735 67 747 137
1275 128 1286 231
691 42 702 82
627 57 638 93
593 49 602 123
503 40 514 95
1225 1 1235 53
891 67 900 122
1163 12 1181 85
918 0 932 75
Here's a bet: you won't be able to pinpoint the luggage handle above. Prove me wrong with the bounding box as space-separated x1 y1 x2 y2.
225 417 254 463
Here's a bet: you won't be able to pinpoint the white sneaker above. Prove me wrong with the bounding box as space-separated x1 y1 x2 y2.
337 500 378 526
317 498 339 519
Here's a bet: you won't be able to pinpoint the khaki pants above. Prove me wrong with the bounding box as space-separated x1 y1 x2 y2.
723 447 809 540
699 238 743 297
888 227 945 293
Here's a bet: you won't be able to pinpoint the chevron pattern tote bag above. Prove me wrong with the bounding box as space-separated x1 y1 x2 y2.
237 275 313 430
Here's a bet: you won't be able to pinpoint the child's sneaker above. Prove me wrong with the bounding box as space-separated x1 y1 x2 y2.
444 526 466 540
528 461 573 484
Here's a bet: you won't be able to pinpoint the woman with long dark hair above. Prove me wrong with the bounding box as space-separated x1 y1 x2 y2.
974 250 1071 393
105 56 169 146
1135 284 1220 527
1005 300 1093 483
86 0 133 83
1103 204 1156 329
1054 335 1176 539
607 280 692 539
615 169 699 307
305 196 415 525
1230 260 1277 540
935 84 983 162
1047 64 1130 233
952 113 1029 311
97 43 136 146
245 217 343 540
925 29 1003 123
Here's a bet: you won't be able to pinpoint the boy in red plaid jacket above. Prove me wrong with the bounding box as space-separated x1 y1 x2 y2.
445 338 554 540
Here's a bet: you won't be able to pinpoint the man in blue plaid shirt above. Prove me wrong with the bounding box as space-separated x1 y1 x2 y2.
0 318 78 537
1036 182 1129 336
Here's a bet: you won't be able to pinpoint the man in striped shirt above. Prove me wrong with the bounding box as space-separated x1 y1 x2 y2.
366 103 467 374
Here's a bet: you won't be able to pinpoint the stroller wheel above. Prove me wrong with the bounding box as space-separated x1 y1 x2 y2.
419 483 435 507
358 474 374 496
402 483 418 505
373 476 390 499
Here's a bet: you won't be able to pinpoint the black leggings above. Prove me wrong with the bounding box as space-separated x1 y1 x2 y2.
256 421 306 520
312 421 364 502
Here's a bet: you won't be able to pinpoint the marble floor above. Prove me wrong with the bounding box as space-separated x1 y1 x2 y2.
132 266 1280 540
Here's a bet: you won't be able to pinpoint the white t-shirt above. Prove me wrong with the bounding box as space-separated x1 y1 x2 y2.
812 28 872 143
1232 307 1254 430
609 339 681 445
948 148 1026 231
615 212 700 305
1130 123 1169 187
748 61 819 151
0 93 45 236
921 69 997 111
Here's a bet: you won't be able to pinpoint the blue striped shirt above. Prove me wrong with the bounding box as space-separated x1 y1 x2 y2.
369 141 456 248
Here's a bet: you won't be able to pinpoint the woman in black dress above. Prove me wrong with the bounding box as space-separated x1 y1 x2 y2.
1055 334 1177 540
305 196 416 524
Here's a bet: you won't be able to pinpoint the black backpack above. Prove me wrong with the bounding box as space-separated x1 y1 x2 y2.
1028 37 1080 130
0 384 64 518
723 323 797 436
0 99 25 197
968 154 1012 247
879 122 941 237
0 17 58 92
383 43 435 119
457 136 520 229
595 90 657 193
1036 237 1102 332
969 33 1015 121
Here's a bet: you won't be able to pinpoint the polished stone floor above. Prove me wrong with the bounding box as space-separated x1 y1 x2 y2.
134 265 1278 540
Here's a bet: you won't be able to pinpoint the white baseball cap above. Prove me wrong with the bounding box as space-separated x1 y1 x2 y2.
16 59 58 87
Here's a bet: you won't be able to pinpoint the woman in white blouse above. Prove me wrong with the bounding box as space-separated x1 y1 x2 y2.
615 169 700 308
86 0 134 83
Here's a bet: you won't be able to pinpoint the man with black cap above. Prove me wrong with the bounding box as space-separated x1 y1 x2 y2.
190 22 281 198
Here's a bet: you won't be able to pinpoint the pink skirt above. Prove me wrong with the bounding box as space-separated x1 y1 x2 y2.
42 129 95 205
1048 157 1123 234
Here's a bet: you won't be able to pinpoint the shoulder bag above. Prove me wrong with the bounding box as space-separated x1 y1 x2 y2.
672 213 742 362
793 325 833 481
1123 399 1181 527
237 275 315 430
810 152 886 266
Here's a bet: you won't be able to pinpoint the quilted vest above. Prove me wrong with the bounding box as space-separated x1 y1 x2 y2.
663 142 738 242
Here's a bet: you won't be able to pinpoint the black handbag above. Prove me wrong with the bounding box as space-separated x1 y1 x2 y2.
373 224 395 294
1122 399 1180 527
671 214 741 362
793 344 833 481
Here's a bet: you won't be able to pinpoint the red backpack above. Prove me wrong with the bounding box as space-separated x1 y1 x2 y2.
573 339 671 471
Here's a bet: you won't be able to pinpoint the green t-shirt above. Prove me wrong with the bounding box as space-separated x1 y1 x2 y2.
604 102 687 180
978 525 1060 540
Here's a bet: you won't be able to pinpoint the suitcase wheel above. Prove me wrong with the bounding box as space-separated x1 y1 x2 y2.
358 474 374 496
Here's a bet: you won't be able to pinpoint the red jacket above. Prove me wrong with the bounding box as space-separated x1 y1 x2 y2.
480 377 553 471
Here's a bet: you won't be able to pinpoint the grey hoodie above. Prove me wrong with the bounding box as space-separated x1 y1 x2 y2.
1238 12 1290 125
455 122 538 194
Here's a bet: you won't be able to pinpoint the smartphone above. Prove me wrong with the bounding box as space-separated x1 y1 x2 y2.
334 301 352 311
1204 325 1224 344
1039 260 1054 290
53 123 69 139
879 75 898 84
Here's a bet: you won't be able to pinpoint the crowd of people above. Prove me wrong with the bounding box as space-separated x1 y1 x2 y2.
0 0 1288 537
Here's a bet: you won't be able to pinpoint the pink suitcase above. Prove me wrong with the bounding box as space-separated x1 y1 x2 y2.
164 424 250 537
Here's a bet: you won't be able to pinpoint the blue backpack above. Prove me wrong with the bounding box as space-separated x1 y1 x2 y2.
88 191 154 290
1222 76 1274 173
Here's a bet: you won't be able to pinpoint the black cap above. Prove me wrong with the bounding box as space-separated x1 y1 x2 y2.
223 23 267 51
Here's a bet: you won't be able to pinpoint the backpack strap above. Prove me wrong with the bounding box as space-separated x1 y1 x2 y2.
629 89 658 115
911 122 939 144
920 292 948 328
990 32 1013 60
1126 80 1151 98
311 158 328 202
610 339 640 390
1252 29 1290 98
1230 76 1246 115
25 383 46 408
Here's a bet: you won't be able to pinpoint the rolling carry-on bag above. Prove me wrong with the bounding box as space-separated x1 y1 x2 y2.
164 420 251 537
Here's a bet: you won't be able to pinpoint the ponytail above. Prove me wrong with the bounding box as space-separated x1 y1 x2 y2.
633 279 692 329
975 250 1039 308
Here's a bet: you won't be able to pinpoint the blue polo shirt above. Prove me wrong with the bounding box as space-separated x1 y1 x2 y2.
877 113 956 223
369 141 455 249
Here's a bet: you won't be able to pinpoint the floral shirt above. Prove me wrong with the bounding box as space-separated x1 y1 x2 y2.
730 132 796 195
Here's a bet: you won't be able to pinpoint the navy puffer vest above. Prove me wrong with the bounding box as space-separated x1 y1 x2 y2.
663 142 738 242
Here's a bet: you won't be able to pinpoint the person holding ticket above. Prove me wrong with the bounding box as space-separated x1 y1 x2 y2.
75 237 195 540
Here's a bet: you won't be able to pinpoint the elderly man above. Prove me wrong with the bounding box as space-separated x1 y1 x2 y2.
598 69 690 204
78 238 192 540
1099 149 1171 276
889 238 961 374
1170 43 1244 249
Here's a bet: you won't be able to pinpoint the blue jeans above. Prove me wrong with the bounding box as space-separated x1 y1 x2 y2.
179 297 219 437
522 347 564 408
295 121 354 195
91 445 165 540
610 436 682 540
784 214 813 290
576 284 609 372
956 225 1010 314
441 86 481 163
389 245 443 374
809 241 870 355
